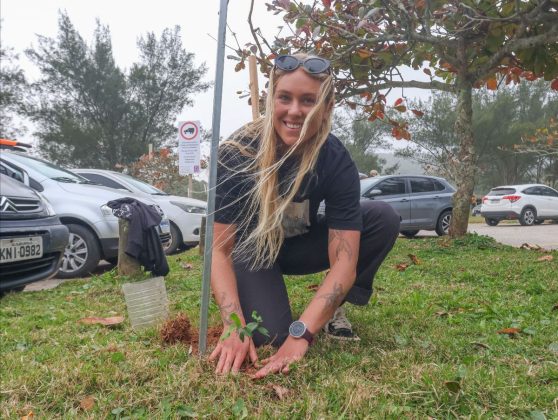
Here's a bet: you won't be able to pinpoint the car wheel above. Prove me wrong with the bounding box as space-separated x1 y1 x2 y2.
534 219 544 225
519 207 537 226
57 224 101 278
485 218 499 226
401 230 419 238
435 210 452 236
163 223 182 255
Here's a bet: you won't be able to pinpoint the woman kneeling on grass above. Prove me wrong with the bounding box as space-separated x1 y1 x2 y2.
209 53 400 378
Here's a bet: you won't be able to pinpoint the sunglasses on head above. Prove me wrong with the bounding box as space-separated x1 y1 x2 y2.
274 55 331 74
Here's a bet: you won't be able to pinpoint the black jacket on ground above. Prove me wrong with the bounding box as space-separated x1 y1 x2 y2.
107 197 169 276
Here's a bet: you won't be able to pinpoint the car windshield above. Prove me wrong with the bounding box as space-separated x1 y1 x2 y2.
5 153 92 184
488 187 516 196
114 172 168 195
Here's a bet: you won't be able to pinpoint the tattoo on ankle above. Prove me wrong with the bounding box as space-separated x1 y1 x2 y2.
329 229 354 261
318 282 344 311
217 292 241 325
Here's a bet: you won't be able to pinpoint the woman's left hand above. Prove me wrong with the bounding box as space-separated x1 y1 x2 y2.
251 336 309 379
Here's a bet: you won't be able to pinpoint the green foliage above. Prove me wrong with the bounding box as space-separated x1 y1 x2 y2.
332 108 390 174
0 47 28 138
396 81 558 192
222 310 270 342
26 12 209 169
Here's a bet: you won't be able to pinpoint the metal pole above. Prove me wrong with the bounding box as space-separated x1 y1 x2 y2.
199 0 229 355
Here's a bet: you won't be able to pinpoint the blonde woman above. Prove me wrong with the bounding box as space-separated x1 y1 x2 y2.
209 54 400 378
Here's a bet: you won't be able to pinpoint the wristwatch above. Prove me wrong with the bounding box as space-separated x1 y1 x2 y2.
288 320 314 345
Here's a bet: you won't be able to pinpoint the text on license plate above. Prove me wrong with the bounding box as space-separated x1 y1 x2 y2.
159 220 170 234
0 236 43 264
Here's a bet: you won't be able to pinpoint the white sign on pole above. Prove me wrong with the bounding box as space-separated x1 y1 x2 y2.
178 120 201 175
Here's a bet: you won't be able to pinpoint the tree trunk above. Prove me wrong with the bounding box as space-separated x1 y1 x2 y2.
449 80 476 238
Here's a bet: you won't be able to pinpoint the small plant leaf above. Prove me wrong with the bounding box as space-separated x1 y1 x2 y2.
232 398 248 419
230 313 242 327
257 326 270 337
537 255 553 262
548 342 558 353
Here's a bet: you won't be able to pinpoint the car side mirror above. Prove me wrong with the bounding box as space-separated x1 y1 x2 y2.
365 189 382 198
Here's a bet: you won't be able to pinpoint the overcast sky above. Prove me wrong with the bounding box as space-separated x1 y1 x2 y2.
1 0 286 142
1 0 429 149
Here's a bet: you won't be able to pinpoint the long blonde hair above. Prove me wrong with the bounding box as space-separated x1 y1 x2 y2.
220 53 335 269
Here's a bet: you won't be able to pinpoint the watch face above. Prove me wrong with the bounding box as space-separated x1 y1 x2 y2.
289 320 306 338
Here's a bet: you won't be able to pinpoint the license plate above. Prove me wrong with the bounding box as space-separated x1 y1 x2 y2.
159 220 170 234
490 199 499 203
0 236 43 264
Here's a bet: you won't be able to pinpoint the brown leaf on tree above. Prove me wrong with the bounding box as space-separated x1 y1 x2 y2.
181 263 193 270
270 384 290 400
497 327 521 336
394 98 404 107
537 255 553 262
408 254 421 265
551 78 558 91
80 396 95 411
486 78 498 90
411 109 424 117
395 262 410 271
306 284 320 291
423 68 432 76
78 316 125 326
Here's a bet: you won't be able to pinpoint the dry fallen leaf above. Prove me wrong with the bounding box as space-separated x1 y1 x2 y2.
395 263 410 272
78 316 125 326
497 327 521 336
520 243 542 250
408 254 422 265
306 284 320 291
537 255 554 262
181 263 193 270
435 311 448 317
552 303 558 311
444 381 461 393
80 396 95 411
471 342 491 350
271 384 290 400
21 411 34 420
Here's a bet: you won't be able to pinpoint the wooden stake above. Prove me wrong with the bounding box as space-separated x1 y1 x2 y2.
117 219 142 277
249 55 260 120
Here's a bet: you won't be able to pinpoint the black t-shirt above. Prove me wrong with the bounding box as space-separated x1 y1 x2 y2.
215 134 362 236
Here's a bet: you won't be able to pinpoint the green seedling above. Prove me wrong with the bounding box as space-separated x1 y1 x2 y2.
221 310 270 342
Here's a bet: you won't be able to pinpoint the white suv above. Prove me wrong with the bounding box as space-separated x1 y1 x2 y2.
481 184 558 226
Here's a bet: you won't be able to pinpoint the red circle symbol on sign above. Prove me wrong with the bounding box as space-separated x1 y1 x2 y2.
179 122 199 140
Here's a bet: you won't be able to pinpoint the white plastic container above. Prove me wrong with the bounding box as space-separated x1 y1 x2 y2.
122 276 169 330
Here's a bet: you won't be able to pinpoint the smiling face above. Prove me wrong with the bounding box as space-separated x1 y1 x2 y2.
272 68 325 148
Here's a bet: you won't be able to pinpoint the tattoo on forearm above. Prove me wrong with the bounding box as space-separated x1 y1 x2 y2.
217 292 241 325
329 229 354 261
317 282 344 311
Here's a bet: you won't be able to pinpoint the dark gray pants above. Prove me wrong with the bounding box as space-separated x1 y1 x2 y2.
234 201 400 347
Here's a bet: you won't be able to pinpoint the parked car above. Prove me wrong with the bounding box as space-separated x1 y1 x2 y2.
360 175 455 237
0 173 69 293
471 204 482 216
73 169 206 255
480 184 558 226
0 150 171 278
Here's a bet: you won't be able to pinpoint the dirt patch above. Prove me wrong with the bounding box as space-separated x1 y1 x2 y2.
160 313 222 354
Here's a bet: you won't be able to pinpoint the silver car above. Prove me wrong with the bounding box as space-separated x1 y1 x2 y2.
0 151 171 278
73 169 206 255
360 175 455 237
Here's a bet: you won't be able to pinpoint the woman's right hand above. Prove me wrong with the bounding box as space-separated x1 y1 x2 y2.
209 330 258 374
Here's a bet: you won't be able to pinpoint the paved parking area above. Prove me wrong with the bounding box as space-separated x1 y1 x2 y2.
468 223 558 250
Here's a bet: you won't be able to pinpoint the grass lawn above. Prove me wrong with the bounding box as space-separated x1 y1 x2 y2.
1 234 557 418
